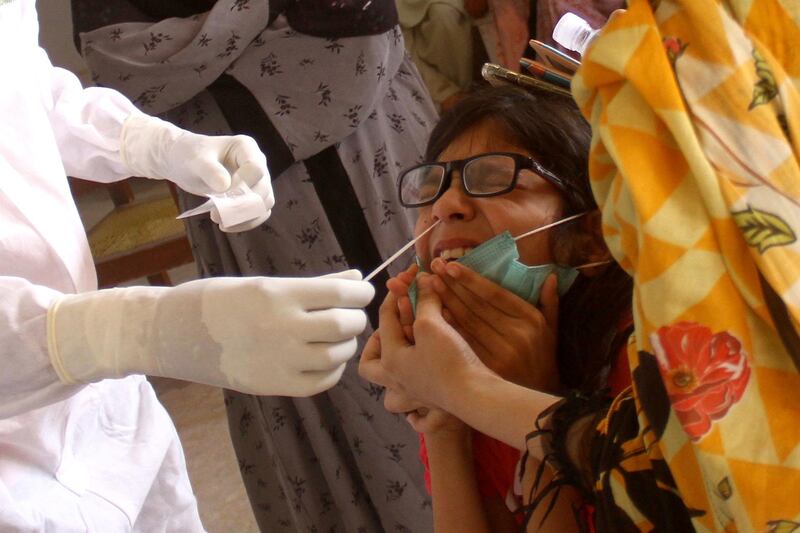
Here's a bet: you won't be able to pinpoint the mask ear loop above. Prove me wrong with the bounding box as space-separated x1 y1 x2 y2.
513 211 613 270
575 260 613 270
513 211 589 242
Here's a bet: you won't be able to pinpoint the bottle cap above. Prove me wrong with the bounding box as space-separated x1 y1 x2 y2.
553 12 594 54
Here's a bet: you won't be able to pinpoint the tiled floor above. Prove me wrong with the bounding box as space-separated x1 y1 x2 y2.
150 378 258 533
75 180 258 532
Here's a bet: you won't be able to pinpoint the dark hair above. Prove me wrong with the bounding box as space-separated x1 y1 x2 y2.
425 86 594 214
425 85 633 393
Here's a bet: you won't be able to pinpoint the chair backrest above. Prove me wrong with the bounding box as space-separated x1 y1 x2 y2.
69 177 195 287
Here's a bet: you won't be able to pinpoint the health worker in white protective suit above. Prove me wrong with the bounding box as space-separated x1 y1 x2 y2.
0 1 375 531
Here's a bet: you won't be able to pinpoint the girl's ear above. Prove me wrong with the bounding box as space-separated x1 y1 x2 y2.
583 210 613 259
552 210 612 274
578 210 614 277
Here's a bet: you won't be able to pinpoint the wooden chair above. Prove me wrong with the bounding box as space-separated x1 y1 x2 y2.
69 177 195 288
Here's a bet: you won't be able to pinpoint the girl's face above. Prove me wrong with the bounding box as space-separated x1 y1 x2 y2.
414 120 566 270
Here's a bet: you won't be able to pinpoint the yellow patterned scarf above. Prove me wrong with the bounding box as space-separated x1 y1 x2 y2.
572 0 800 530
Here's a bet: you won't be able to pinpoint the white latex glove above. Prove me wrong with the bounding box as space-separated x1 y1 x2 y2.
46 270 375 397
121 114 275 232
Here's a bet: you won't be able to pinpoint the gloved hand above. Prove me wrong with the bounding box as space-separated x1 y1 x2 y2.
121 114 275 232
46 270 375 397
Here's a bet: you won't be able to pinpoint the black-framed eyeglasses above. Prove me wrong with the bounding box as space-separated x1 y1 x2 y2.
397 152 575 208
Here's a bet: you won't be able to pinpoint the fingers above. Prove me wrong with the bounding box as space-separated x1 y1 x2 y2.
434 259 533 319
232 158 270 188
286 363 348 397
413 273 443 321
246 173 276 211
192 156 232 194
395 263 419 285
302 337 359 372
360 331 381 363
427 261 505 355
386 263 418 297
296 276 375 309
233 162 275 220
358 333 392 387
201 137 271 231
245 172 275 222
413 274 462 345
386 277 409 297
378 291 412 348
397 295 415 343
303 308 368 342
539 273 560 332
211 145 273 232
230 137 269 187
320 269 364 281
404 408 440 434
384 388 424 414
405 411 426 433
427 271 493 344
441 306 482 355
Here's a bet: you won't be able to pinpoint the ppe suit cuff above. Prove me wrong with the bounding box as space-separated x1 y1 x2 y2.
120 113 180 181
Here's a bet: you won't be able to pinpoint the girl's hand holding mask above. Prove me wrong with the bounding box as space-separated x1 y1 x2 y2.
386 263 420 342
371 349 465 436
359 331 425 414
360 276 465 436
360 270 421 411
429 258 561 391
361 333 464 436
374 275 487 410
405 405 466 436
388 259 561 392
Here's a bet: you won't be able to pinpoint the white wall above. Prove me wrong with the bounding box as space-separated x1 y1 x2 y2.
36 0 91 83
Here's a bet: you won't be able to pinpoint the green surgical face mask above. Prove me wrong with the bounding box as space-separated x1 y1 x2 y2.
408 213 590 312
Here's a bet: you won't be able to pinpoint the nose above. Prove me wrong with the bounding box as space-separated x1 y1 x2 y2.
430 172 475 223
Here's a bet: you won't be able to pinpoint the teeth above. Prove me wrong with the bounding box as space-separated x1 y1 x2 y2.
439 247 473 261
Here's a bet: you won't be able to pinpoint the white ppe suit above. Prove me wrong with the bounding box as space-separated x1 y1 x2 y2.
0 1 373 530
0 2 204 529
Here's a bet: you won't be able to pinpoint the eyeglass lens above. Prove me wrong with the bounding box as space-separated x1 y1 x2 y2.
400 154 519 206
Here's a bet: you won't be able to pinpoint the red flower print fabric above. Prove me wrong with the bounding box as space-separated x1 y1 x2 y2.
651 322 750 441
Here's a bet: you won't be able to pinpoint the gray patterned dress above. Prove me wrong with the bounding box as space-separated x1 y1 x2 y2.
72 1 437 530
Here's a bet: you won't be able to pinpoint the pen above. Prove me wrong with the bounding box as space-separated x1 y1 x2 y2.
519 58 572 89
481 63 572 97
528 39 581 70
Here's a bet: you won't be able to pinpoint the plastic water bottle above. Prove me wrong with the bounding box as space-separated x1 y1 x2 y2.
552 12 600 57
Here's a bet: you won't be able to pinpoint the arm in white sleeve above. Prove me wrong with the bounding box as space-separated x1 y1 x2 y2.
46 271 374 398
39 48 274 231
0 269 373 418
0 277 85 419
32 45 141 183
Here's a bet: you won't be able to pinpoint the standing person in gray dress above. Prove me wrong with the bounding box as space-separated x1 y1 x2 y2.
71 1 438 530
